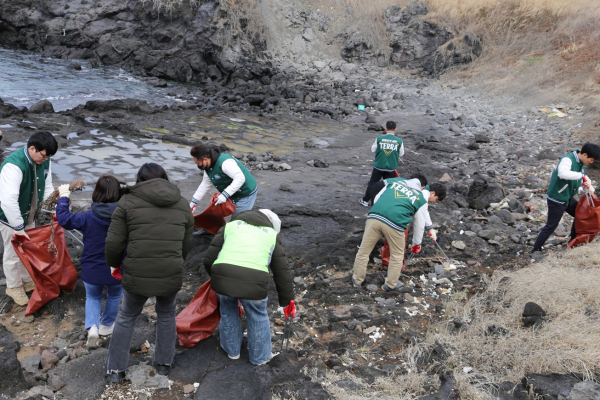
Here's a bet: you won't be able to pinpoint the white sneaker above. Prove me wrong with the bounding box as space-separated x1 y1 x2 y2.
228 353 240 360
86 325 99 349
254 352 274 366
99 323 115 336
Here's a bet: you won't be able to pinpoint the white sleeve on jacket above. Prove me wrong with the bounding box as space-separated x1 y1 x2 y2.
557 157 583 180
0 164 25 229
412 205 431 246
191 173 213 205
399 142 405 157
421 190 433 229
221 158 246 199
43 161 54 200
371 139 378 152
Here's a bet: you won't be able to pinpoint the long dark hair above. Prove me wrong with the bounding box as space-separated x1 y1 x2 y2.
136 163 169 183
92 175 121 203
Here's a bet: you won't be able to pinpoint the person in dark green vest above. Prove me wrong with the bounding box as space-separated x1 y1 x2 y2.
359 121 404 206
204 209 294 365
0 131 58 305
189 145 258 231
532 143 600 252
352 176 446 291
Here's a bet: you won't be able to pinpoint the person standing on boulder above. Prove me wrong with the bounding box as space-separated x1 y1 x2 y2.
359 121 404 206
55 175 124 349
189 144 258 234
104 163 194 383
532 143 600 252
352 176 446 291
203 209 294 365
0 131 57 306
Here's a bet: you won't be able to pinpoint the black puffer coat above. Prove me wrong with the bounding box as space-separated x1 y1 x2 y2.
105 178 194 297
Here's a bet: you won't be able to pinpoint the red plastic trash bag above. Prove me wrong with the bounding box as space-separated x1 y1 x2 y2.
568 193 600 248
176 280 220 347
379 226 410 271
193 193 236 235
11 222 77 316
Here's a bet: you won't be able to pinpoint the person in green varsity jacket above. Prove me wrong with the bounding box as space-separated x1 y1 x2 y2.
204 210 294 366
0 131 58 305
360 121 404 206
353 176 446 291
189 144 258 227
532 143 600 252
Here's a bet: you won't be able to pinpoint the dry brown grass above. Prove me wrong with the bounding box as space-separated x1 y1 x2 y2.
427 242 600 388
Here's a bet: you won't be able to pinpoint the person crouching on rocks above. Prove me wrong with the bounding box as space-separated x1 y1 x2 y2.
104 163 194 383
203 209 294 365
352 176 446 291
56 175 124 349
189 144 258 235
532 143 600 252
0 131 57 306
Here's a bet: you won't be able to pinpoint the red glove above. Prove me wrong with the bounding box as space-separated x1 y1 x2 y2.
111 265 123 280
283 300 296 319
411 245 421 254
53 215 57 222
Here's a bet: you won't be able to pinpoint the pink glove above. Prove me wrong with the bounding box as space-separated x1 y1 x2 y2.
283 300 296 319
411 245 421 254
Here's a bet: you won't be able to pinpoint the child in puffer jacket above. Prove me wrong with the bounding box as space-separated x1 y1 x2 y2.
56 175 123 349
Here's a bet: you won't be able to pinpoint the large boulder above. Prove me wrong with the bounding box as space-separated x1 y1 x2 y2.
0 324 30 396
467 178 504 210
28 100 55 114
523 373 580 399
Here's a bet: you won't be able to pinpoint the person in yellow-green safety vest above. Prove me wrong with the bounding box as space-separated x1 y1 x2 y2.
203 209 295 366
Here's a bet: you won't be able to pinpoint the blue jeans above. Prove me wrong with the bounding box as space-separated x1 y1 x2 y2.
83 282 123 330
217 294 272 365
232 190 257 217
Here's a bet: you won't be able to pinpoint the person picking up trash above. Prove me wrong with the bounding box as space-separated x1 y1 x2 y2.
532 143 600 252
352 176 446 291
203 209 294 366
189 144 258 234
359 121 404 206
0 131 57 305
55 175 124 349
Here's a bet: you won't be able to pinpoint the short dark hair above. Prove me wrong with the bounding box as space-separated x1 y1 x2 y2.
581 143 600 160
410 173 428 188
92 175 121 203
28 131 58 157
386 121 396 130
429 183 446 201
136 163 169 183
190 144 211 159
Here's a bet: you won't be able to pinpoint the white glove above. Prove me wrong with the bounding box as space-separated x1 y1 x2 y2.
58 184 71 198
588 181 595 194
428 229 437 242
14 230 30 240
215 194 227 205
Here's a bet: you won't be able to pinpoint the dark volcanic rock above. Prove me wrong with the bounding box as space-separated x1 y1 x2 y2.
0 324 29 396
28 100 55 114
523 373 581 400
48 348 108 400
84 99 154 114
467 178 504 210
417 374 455 400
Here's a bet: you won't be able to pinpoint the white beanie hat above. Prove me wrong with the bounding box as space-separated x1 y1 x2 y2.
258 209 281 233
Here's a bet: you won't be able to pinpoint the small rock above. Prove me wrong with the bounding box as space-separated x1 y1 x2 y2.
452 241 466 250
449 124 462 134
335 379 364 390
497 209 516 226
126 364 170 390
467 142 480 150
40 350 60 372
426 108 436 115
48 374 65 391
314 159 329 168
467 260 477 266
183 384 196 394
21 354 41 374
52 339 68 350
70 63 82 71
20 313 35 323
474 133 490 143
27 386 54 398
279 183 292 192
306 160 315 167
478 230 496 241
273 163 292 172
523 302 546 317
365 113 376 123
438 173 452 183
366 284 378 292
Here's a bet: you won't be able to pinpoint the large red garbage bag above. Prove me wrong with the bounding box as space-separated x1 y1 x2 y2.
11 222 77 316
193 193 236 235
176 280 220 347
568 193 600 248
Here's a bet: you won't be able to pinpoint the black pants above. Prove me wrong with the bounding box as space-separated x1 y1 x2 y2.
363 168 395 202
533 198 578 250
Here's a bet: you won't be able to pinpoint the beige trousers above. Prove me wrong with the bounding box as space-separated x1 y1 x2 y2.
0 222 34 288
353 219 405 289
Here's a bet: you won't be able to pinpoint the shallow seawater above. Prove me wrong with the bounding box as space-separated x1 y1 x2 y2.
0 49 184 111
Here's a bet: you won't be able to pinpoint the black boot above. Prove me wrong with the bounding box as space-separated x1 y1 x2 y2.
155 364 171 376
107 371 125 383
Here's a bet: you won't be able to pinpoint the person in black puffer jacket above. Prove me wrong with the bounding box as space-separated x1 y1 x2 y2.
204 209 294 365
104 163 194 383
